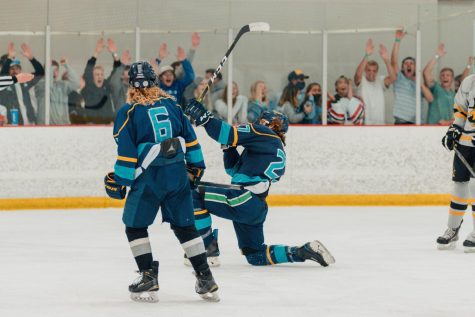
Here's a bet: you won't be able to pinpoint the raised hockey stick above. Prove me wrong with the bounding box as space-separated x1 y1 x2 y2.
197 22 270 102
197 181 243 190
454 147 475 178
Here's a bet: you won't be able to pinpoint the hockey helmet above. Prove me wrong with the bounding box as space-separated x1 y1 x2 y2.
257 110 289 134
128 61 157 88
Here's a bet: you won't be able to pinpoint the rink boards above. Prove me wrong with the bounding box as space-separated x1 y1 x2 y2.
0 125 454 209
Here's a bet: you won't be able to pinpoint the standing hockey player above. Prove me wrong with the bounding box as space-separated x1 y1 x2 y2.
104 61 219 302
184 100 335 267
437 74 475 253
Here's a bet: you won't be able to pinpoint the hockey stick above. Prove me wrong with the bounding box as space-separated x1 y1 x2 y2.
197 22 270 102
454 147 475 178
197 181 243 190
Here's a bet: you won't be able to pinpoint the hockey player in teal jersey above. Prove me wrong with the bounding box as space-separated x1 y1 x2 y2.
104 61 219 302
184 99 335 267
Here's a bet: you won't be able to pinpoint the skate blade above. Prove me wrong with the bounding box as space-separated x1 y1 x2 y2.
464 246 475 253
199 290 220 302
310 240 336 266
184 257 220 267
437 242 457 250
130 291 159 303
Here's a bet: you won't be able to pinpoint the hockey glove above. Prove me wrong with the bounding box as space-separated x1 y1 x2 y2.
442 124 462 151
187 165 204 189
184 99 213 127
104 172 127 200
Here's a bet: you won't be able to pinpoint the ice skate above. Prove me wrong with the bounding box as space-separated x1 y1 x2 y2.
185 229 220 267
437 224 462 250
129 261 159 303
297 240 335 267
194 269 219 302
463 230 475 253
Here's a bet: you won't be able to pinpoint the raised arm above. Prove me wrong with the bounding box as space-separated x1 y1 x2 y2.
354 39 373 86
460 56 474 83
84 38 105 84
391 30 405 74
380 44 396 87
421 83 434 103
423 43 446 88
61 58 81 93
20 43 44 86
187 32 201 63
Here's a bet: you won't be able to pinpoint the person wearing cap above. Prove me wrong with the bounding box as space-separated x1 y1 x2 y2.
0 72 34 126
390 30 433 124
80 38 121 124
0 42 45 125
154 44 195 105
106 60 219 302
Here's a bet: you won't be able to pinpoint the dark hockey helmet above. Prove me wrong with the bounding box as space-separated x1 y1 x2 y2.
257 110 289 134
128 61 157 88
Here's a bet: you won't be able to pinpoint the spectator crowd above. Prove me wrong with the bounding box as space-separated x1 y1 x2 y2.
0 30 473 127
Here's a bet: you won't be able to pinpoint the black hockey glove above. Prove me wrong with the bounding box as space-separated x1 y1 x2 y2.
186 165 204 189
442 124 462 151
184 99 213 127
104 172 127 200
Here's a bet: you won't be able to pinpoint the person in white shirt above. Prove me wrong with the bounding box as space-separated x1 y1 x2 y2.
354 39 396 125
214 81 248 124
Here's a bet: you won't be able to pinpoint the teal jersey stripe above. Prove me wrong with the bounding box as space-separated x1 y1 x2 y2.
231 173 268 184
218 121 231 144
186 149 204 163
195 216 212 230
114 164 135 180
225 168 235 177
273 245 289 263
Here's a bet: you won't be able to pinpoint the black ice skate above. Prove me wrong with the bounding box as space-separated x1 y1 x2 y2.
129 261 159 303
185 229 220 267
194 268 219 302
463 230 475 253
437 222 462 250
297 240 335 267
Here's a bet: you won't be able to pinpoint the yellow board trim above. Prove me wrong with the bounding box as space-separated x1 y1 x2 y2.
186 139 199 147
0 194 457 211
117 155 138 163
266 246 275 265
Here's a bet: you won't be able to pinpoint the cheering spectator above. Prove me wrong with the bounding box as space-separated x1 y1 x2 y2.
0 42 45 125
328 76 365 125
215 82 248 124
276 84 311 123
422 43 456 125
247 80 271 123
354 39 396 124
299 83 322 124
155 43 195 104
391 30 433 124
35 57 80 125
182 68 224 105
81 38 120 124
110 49 132 111
172 32 201 81
192 77 213 113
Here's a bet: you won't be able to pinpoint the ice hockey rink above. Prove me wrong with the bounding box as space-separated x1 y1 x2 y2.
0 206 473 317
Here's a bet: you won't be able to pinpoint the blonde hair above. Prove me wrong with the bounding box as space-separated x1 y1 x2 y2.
127 86 173 105
250 80 267 103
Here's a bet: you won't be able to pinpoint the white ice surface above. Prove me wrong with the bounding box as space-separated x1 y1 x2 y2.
0 206 473 317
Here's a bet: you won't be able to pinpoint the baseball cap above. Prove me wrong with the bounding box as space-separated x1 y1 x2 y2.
288 69 309 81
159 65 174 76
9 58 21 68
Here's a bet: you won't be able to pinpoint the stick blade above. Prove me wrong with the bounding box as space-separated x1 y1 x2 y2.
248 22 270 32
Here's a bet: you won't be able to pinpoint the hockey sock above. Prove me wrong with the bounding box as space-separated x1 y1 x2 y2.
243 245 304 266
125 227 153 272
171 224 209 273
448 182 469 229
193 209 214 248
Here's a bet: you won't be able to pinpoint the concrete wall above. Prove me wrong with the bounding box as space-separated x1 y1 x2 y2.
0 125 453 199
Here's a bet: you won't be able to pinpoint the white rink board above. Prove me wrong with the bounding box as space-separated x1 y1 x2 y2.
0 125 453 198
